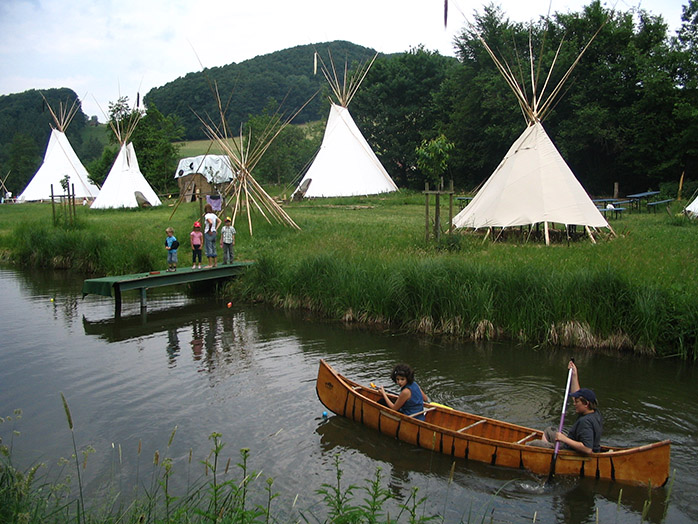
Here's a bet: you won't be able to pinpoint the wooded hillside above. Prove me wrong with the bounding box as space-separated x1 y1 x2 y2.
144 41 379 141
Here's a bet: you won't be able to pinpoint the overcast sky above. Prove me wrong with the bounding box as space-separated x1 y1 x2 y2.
0 0 687 120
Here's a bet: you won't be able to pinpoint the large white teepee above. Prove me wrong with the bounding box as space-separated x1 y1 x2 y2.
453 122 608 230
18 96 99 202
91 143 161 209
452 26 611 243
293 54 398 198
91 99 161 209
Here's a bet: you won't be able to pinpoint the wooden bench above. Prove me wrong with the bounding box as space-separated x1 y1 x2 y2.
410 407 435 418
598 207 626 219
515 431 539 444
647 199 674 212
456 419 486 433
613 200 633 212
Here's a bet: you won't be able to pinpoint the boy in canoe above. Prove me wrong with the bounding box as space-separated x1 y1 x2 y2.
379 364 429 421
527 361 603 454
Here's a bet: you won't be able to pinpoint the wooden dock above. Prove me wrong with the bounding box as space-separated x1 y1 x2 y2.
82 262 253 315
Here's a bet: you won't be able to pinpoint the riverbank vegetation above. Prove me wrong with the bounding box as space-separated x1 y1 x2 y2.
0 194 696 358
1 406 674 524
0 407 443 523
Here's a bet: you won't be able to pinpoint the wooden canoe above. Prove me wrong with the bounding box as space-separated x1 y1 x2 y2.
316 359 670 487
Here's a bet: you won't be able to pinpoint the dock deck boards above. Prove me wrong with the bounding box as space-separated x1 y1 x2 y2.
83 262 254 315
83 262 254 298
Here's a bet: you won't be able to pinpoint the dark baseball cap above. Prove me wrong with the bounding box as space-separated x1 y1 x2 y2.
570 388 597 404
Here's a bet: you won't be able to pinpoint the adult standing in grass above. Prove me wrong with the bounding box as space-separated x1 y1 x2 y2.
203 203 221 268
527 361 603 454
220 217 236 264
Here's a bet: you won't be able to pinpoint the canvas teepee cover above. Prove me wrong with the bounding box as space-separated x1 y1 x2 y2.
294 53 397 198
452 25 610 242
452 122 608 229
91 98 161 209
18 95 99 202
91 143 161 209
297 103 398 197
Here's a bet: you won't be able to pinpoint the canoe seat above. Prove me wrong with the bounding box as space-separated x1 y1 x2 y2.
515 432 538 444
457 419 486 433
410 407 435 418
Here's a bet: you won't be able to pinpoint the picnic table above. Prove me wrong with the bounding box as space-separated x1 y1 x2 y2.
626 191 660 211
456 196 474 209
592 198 617 205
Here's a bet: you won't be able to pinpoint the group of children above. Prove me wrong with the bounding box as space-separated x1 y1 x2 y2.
164 208 236 272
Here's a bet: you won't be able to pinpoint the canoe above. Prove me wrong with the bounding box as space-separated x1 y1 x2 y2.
315 359 670 487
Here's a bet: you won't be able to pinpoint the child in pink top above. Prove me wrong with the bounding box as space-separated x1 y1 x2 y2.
190 221 204 269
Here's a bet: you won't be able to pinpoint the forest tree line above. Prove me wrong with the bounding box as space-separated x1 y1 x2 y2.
1 1 697 198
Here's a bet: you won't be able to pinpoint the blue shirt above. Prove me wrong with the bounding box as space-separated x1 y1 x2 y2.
165 236 178 253
399 382 425 420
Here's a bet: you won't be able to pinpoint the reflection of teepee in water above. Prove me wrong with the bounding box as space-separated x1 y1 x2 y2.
91 98 161 209
197 84 312 235
293 52 398 198
18 94 99 202
452 22 613 244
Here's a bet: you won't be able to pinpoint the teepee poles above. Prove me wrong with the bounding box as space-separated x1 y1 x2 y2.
41 93 82 133
316 50 378 108
474 16 608 125
195 82 316 235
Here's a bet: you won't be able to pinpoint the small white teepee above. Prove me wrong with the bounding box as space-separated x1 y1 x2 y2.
293 53 398 198
91 101 161 209
18 96 99 202
452 25 611 244
686 194 698 216
91 143 161 209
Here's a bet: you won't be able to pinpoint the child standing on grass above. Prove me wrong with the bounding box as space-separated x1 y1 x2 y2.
220 217 236 264
190 221 203 269
165 227 179 272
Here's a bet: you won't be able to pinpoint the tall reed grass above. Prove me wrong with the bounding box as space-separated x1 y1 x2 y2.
233 251 693 357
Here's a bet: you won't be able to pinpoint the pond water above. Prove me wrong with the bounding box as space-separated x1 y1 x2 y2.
0 266 696 523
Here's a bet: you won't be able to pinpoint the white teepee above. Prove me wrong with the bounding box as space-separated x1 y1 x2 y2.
686 194 698 216
18 96 99 202
91 143 161 209
452 25 611 244
91 100 161 209
293 53 398 198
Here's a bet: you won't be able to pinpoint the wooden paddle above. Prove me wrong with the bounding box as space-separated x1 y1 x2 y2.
548 362 575 482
